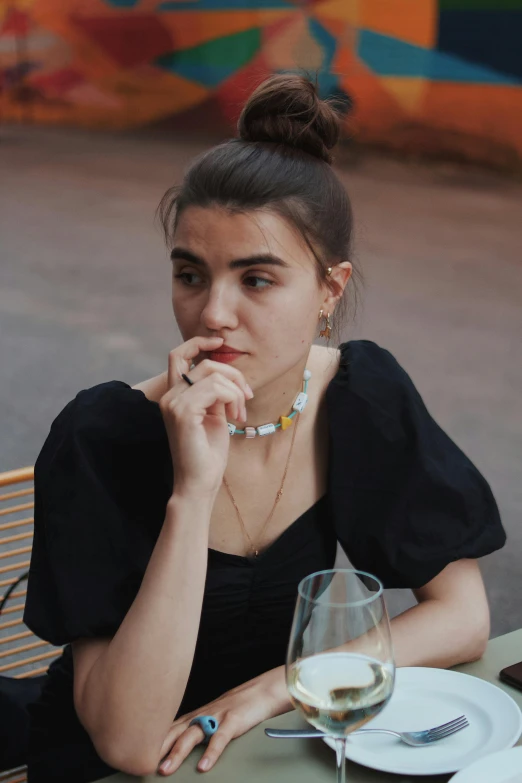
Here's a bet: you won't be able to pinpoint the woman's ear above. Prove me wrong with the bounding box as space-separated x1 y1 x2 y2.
323 261 352 312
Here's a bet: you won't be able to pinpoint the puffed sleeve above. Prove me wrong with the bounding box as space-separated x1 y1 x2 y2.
24 382 172 646
327 341 506 589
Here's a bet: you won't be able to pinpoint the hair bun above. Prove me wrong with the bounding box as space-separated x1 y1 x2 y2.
237 74 341 164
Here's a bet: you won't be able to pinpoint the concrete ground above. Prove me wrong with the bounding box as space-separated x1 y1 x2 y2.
1 125 521 639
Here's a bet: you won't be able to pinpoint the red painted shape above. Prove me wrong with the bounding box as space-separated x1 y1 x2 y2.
2 9 31 36
31 68 85 95
69 14 172 68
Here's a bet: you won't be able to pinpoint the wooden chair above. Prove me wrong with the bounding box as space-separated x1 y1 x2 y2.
0 467 63 783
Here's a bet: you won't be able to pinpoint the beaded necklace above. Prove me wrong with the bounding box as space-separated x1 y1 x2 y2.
227 369 311 437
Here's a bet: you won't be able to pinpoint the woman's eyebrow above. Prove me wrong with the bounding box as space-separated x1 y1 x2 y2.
170 247 290 270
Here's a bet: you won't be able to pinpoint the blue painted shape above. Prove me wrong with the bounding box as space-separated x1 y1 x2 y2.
105 0 140 6
429 50 519 83
308 18 337 74
156 62 237 87
358 30 431 77
358 29 519 84
159 0 293 9
438 10 522 80
306 19 349 101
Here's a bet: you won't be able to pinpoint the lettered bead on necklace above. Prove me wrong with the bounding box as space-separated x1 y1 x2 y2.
293 392 308 413
257 423 276 437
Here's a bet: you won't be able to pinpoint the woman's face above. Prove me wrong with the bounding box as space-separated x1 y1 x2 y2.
171 205 338 389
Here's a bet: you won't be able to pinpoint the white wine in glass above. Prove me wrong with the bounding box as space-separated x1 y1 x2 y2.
286 569 395 783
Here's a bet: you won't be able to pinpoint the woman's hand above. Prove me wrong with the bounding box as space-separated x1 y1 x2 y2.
159 336 254 500
156 667 292 776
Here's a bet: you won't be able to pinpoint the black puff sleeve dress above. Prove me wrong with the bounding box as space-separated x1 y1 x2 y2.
23 341 505 783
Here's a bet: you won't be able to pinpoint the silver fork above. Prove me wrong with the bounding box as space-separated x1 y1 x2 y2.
265 715 469 747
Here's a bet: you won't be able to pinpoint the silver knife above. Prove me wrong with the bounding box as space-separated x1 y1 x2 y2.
265 728 337 738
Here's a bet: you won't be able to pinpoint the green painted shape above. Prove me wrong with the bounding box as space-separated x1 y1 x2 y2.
173 27 261 68
439 0 522 9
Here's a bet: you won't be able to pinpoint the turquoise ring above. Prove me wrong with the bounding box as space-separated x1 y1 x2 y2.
189 715 219 744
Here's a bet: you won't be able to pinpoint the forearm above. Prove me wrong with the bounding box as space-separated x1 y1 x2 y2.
254 597 489 718
390 597 490 668
80 494 213 773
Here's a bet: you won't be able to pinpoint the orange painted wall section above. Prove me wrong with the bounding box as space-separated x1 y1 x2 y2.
1 1 521 166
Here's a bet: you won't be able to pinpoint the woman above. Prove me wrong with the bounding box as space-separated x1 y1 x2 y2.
24 75 505 782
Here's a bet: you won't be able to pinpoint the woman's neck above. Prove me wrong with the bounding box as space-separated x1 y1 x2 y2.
228 345 339 461
233 359 307 435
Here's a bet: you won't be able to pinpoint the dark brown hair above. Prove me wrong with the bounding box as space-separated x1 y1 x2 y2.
159 74 360 336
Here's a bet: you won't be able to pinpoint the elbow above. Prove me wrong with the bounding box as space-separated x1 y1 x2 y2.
457 603 490 664
464 621 489 663
94 736 160 777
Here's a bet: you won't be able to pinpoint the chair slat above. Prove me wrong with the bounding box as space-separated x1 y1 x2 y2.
9 588 27 600
0 769 27 783
0 617 25 631
0 502 34 517
1 602 25 615
0 558 31 574
0 575 28 588
0 639 48 659
0 649 58 673
0 467 34 488
0 531 33 545
0 518 34 532
0 546 32 560
16 665 48 678
0 630 32 644
0 487 33 502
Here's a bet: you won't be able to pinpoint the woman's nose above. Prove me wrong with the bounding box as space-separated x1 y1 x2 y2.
200 286 239 332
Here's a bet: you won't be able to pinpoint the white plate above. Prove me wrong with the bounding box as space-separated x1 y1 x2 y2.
450 746 522 782
323 667 522 776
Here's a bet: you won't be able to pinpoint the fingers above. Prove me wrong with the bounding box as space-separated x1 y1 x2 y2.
194 375 248 423
158 724 205 776
197 720 235 772
160 372 247 425
157 719 235 776
167 336 224 387
187 359 254 402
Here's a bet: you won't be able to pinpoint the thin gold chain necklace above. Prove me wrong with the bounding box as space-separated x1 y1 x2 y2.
222 411 301 558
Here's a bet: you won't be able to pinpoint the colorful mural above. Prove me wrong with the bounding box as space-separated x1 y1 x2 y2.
1 0 521 165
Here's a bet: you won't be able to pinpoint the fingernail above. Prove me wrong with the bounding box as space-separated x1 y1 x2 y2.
160 760 171 773
199 758 210 771
246 385 254 399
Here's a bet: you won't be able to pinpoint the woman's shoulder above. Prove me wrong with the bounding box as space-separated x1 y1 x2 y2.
133 371 168 403
38 380 165 471
328 339 410 407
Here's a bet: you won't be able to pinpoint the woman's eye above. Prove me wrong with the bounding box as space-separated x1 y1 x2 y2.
174 272 203 286
243 276 274 290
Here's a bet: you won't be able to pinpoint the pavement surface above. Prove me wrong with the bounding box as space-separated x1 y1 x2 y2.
1 125 521 638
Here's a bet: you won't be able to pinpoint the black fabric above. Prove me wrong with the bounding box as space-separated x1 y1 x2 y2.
0 675 46 771
327 341 505 587
23 340 505 783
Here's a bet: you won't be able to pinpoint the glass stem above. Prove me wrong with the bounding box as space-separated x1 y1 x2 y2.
335 738 347 783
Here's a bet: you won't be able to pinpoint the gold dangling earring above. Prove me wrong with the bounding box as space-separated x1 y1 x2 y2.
318 310 332 339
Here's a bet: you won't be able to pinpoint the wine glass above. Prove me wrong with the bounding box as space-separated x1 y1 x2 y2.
286 569 395 783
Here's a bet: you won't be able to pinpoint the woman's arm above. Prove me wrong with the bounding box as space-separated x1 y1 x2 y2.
73 493 213 777
156 559 490 775
390 559 490 668
73 337 252 777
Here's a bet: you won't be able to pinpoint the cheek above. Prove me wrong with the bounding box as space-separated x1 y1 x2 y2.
252 291 319 350
172 289 199 327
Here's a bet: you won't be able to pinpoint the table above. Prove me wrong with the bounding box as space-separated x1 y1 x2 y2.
98 629 522 783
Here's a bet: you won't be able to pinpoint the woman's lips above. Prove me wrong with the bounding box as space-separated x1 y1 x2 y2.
208 351 244 364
